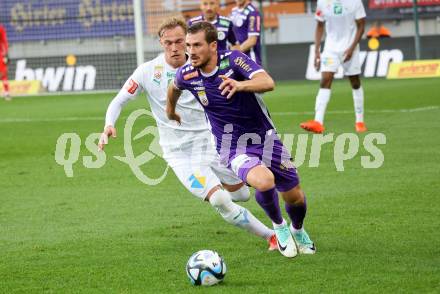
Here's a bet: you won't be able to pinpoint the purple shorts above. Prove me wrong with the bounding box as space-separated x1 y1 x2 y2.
227 133 300 192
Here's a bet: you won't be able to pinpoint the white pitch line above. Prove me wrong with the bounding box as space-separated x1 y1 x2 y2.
0 106 438 123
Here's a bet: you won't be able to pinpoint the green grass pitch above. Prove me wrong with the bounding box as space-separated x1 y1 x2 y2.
0 78 439 293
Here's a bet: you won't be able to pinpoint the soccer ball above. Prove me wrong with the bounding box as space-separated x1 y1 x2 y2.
186 250 226 286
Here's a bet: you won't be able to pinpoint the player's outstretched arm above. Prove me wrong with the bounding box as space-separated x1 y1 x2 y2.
98 78 141 151
166 82 183 124
219 71 274 99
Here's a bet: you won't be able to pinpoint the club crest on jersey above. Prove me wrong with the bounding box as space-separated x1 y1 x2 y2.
153 65 163 85
234 56 252 72
184 71 199 80
217 31 226 40
197 90 209 106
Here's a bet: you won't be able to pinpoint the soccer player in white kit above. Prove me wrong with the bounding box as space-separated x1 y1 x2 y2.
98 18 277 250
300 0 367 134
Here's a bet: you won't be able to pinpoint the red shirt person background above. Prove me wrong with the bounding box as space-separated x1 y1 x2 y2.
0 24 10 100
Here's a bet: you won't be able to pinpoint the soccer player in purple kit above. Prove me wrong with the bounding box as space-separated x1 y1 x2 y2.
188 0 238 52
230 0 262 64
167 22 315 258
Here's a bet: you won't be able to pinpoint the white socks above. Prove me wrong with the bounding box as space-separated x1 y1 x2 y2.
314 88 331 124
352 86 364 123
209 189 273 240
228 185 250 202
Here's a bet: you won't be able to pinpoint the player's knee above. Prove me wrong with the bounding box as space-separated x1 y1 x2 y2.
227 185 250 202
209 189 243 225
320 74 333 89
283 185 304 205
349 76 361 89
209 189 232 211
253 173 275 192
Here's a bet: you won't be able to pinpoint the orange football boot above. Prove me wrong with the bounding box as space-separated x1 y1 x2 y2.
268 234 278 251
300 120 325 133
355 122 368 133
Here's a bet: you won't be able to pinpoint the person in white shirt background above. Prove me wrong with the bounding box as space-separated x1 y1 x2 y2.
301 0 367 134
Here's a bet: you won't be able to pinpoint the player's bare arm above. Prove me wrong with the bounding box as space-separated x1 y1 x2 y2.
344 18 365 62
166 82 183 124
314 21 325 71
218 71 274 99
239 35 257 52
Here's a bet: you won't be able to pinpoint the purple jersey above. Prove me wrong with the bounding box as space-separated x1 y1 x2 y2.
175 50 274 157
188 15 237 51
230 3 261 65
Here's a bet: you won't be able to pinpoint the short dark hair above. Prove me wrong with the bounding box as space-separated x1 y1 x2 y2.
187 22 218 44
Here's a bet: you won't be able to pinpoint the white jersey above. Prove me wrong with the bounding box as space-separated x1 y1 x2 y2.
105 53 209 147
315 0 366 53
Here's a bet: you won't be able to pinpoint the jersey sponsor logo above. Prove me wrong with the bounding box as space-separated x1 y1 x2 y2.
333 2 343 15
194 86 205 91
249 16 255 31
166 71 175 86
234 56 252 72
219 58 230 70
219 19 230 27
197 90 209 106
183 71 199 80
126 79 139 94
190 79 203 86
316 9 323 17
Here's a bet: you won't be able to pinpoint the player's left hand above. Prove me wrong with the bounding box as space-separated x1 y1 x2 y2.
343 48 354 63
167 112 181 125
2 55 8 64
219 75 242 99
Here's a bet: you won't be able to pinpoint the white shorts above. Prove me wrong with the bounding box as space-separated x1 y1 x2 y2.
162 130 242 200
321 47 361 76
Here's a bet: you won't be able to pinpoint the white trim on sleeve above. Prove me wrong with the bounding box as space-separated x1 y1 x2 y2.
249 69 265 79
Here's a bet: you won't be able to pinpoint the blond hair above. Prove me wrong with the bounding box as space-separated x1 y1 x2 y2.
157 17 188 38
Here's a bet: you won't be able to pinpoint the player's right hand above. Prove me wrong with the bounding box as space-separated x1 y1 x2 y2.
314 52 321 71
98 125 117 151
2 55 8 65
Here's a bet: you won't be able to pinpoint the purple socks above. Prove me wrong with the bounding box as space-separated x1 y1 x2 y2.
285 196 307 230
255 187 283 225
